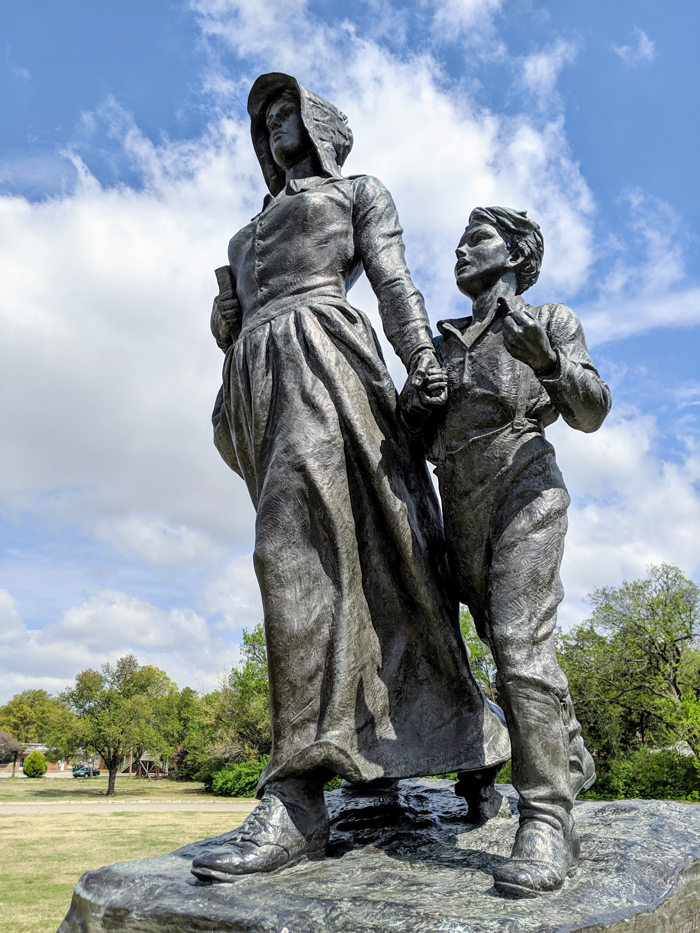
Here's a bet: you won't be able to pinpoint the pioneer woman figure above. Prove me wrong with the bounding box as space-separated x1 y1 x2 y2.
191 75 509 882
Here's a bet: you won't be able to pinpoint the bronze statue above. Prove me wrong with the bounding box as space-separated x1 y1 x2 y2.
401 206 611 897
192 74 510 882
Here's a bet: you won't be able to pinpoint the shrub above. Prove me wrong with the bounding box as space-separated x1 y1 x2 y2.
210 758 344 798
496 761 512 784
582 749 700 802
23 750 48 778
211 759 267 798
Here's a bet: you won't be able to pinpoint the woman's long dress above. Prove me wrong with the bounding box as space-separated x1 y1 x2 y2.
213 172 510 789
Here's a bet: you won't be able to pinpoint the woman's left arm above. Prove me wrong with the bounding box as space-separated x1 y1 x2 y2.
353 175 446 403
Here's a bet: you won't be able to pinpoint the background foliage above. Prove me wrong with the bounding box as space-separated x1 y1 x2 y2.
2 564 699 800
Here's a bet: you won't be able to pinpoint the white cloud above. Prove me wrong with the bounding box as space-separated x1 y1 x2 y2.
612 27 655 68
0 590 24 646
427 0 502 44
0 589 240 703
96 515 220 566
552 412 700 629
0 113 259 558
577 190 700 346
519 39 578 103
201 552 263 631
582 285 700 348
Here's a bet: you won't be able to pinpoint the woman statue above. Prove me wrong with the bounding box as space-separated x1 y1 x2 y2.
192 73 510 882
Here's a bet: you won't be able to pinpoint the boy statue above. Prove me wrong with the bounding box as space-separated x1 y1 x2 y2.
401 207 612 898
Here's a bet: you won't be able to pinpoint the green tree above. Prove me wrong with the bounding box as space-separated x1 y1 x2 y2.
460 606 498 701
0 689 72 746
0 728 23 777
186 623 272 783
558 564 700 760
219 623 271 760
171 689 225 781
58 655 180 796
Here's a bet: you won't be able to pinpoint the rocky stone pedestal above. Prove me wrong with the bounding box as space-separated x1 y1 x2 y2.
58 779 700 933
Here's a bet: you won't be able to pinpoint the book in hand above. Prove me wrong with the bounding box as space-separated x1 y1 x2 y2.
212 266 241 350
215 265 235 302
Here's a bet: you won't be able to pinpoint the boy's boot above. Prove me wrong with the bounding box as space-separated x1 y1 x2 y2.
191 775 329 881
493 682 578 898
563 693 596 796
454 764 506 823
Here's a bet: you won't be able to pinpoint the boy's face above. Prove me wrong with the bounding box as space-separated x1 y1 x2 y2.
455 222 514 299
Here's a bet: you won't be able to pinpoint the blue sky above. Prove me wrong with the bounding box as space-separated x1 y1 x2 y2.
0 0 698 701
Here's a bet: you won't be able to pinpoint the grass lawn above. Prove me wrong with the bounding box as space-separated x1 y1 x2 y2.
0 809 246 933
0 775 208 801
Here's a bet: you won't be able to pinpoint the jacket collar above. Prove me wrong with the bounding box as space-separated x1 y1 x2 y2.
438 296 527 349
253 175 335 219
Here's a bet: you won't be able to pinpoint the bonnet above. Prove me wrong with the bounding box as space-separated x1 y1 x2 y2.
247 72 354 197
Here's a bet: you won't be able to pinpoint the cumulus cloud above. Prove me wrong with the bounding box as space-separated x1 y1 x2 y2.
427 0 503 46
95 515 220 566
519 39 578 104
577 190 700 346
201 552 263 631
552 411 700 629
0 588 239 703
0 589 24 646
0 113 259 554
612 27 655 68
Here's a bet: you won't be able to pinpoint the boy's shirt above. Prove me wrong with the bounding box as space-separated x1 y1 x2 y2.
407 299 611 486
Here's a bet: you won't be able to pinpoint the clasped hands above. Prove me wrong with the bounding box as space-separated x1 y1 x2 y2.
402 300 557 422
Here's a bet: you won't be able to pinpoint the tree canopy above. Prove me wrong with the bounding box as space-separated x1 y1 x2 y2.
0 689 72 746
58 655 180 795
558 563 700 762
460 607 497 701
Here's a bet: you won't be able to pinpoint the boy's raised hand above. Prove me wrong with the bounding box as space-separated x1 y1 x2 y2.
498 296 557 377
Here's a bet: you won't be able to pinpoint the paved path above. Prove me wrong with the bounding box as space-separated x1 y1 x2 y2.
0 799 258 815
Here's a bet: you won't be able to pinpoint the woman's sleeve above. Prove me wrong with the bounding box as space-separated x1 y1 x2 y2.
352 175 434 370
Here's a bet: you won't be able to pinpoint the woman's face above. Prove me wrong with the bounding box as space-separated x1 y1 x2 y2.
266 95 310 171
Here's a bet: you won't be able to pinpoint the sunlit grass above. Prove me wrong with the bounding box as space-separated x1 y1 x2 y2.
0 775 207 801
0 809 246 933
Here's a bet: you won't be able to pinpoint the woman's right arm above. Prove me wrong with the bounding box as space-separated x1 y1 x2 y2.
210 264 243 477
211 265 242 352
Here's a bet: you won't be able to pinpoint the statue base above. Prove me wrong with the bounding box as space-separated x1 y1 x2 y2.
58 779 700 933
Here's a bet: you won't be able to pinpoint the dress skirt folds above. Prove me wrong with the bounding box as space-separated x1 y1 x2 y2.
215 293 510 789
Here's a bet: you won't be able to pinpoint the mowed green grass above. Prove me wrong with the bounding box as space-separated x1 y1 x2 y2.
0 775 208 801
0 808 247 933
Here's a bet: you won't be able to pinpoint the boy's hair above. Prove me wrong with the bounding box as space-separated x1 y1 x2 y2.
468 207 544 294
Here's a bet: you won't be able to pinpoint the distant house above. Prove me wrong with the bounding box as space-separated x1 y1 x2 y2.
133 751 168 779
0 744 169 777
0 742 73 773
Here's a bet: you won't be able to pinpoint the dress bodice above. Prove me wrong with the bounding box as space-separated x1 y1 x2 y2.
226 174 433 368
